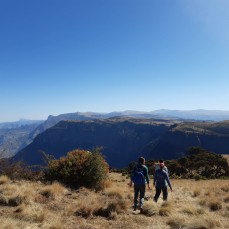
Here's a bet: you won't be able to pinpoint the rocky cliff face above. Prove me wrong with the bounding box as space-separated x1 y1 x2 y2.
13 118 171 168
13 119 229 168
148 121 229 159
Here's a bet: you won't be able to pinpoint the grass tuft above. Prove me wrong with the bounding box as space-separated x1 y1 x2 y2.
220 185 229 193
8 195 24 207
159 202 173 216
192 189 201 197
0 175 10 185
208 199 222 211
40 182 66 200
223 195 229 203
141 202 158 216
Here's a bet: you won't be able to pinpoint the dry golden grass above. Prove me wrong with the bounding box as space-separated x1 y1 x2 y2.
0 175 10 185
0 174 228 229
192 188 201 197
40 182 67 200
141 201 158 216
224 195 229 203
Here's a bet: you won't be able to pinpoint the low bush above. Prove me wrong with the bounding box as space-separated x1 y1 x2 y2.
45 149 109 190
0 159 43 181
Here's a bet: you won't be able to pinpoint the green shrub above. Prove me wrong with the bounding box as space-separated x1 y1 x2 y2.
45 149 109 190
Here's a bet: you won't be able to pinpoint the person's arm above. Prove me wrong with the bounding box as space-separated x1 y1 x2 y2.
164 166 169 175
129 167 135 187
144 166 150 189
153 171 157 187
164 173 172 191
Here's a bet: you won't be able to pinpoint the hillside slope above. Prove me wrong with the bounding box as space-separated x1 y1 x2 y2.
13 119 229 168
150 121 229 159
14 118 171 168
0 123 42 158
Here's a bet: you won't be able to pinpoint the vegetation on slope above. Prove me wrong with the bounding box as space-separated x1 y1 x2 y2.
0 146 229 228
166 147 229 179
0 173 228 229
45 149 109 190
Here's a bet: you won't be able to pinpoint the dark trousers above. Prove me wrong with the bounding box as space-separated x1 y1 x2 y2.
134 183 146 209
154 186 168 202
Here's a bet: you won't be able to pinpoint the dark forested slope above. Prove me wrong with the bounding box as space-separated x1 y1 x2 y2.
13 119 229 168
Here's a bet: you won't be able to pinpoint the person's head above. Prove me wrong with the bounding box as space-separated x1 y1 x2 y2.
159 162 164 169
138 157 145 165
159 159 164 163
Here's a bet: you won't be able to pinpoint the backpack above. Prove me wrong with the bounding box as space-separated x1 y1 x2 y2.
131 166 145 185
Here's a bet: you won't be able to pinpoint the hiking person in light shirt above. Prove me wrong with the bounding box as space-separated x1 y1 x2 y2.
153 162 172 202
155 159 169 174
129 157 150 212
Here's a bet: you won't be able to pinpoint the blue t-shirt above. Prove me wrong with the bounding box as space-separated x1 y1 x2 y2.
131 164 149 185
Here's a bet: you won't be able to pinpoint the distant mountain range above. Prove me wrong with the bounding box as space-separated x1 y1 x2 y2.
152 109 229 121
27 110 229 140
0 119 43 130
2 110 229 165
0 120 43 158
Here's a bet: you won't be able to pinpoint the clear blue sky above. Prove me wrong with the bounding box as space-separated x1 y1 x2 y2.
1 0 229 122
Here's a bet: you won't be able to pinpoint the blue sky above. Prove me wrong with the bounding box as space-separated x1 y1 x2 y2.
1 0 229 122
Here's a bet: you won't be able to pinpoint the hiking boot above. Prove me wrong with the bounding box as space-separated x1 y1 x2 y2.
140 207 143 214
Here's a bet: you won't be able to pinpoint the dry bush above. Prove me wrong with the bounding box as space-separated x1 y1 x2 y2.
104 179 113 188
224 195 229 203
8 195 24 206
167 215 186 228
105 185 127 200
180 205 205 216
94 198 128 218
0 194 8 206
40 182 66 200
0 182 37 206
199 198 207 207
223 209 229 217
106 190 123 199
71 192 100 218
48 222 63 229
208 199 222 211
14 203 47 223
67 188 126 220
141 201 158 216
185 219 211 229
108 211 118 220
0 216 28 229
159 201 173 216
192 188 201 197
0 184 17 196
0 175 10 185
74 204 94 218
204 190 211 196
221 185 229 193
205 217 223 228
168 213 223 229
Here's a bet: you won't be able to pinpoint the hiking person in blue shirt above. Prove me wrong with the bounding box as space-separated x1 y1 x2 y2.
153 162 172 202
129 157 150 212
